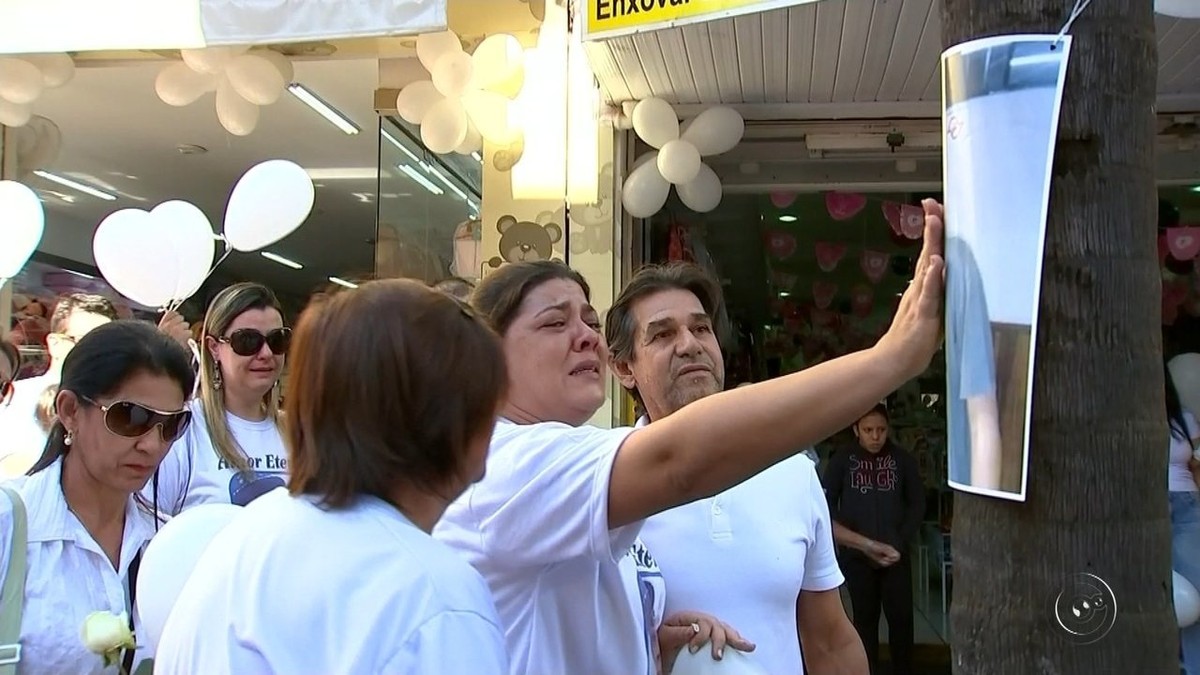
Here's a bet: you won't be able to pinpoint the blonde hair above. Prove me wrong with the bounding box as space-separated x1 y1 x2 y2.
199 283 284 472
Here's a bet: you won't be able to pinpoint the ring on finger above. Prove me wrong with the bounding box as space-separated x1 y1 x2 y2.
690 622 701 634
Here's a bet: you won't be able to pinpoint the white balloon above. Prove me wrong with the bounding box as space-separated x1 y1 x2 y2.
93 208 181 308
657 139 702 185
0 181 44 279
632 97 680 149
0 98 31 127
224 159 315 252
1170 353 1200 420
21 53 75 88
671 647 769 675
215 77 259 136
1176 571 1200 628
226 54 285 106
151 200 215 302
255 49 294 84
417 30 463 73
180 46 241 75
396 80 443 124
0 58 45 105
136 504 243 655
155 63 218 107
1157 0 1200 18
421 98 469 155
14 116 62 177
463 89 519 144
681 106 746 156
455 124 483 155
472 33 525 97
677 163 722 213
621 152 670 219
432 51 475 99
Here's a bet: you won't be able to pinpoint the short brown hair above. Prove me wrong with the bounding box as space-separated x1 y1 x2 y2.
285 278 508 508
472 261 591 336
605 262 727 405
49 294 118 334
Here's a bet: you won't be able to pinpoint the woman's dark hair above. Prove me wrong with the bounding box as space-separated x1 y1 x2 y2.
472 261 590 336
858 402 890 424
286 278 508 509
28 321 196 514
1168 361 1190 440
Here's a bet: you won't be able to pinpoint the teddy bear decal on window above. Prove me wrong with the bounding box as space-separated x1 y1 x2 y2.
487 214 563 269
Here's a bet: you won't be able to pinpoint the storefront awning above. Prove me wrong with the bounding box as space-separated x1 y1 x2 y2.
0 0 446 54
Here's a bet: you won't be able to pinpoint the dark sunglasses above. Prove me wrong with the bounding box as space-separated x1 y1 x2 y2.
83 397 192 442
219 328 292 357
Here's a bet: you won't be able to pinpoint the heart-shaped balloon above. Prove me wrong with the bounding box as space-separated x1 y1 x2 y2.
1167 227 1200 262
881 201 903 235
861 250 890 284
813 281 838 309
93 209 181 309
899 204 925 239
0 180 44 279
764 231 796 260
224 160 315 252
825 191 867 221
815 242 847 272
151 200 216 302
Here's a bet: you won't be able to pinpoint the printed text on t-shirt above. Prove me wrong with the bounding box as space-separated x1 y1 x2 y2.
850 454 898 494
217 454 289 471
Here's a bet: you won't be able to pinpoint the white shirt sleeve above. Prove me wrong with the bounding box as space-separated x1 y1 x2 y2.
0 488 13 594
380 611 509 674
464 423 640 568
801 465 845 592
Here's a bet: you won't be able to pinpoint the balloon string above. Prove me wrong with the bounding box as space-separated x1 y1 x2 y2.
164 242 233 314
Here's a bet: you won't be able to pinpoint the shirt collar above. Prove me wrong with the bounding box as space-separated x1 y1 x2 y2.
21 458 159 575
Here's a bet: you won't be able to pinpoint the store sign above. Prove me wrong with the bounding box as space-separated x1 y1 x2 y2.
583 0 821 41
0 0 445 54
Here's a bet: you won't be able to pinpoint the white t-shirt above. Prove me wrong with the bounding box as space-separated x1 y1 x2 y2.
638 419 844 675
153 399 288 512
433 419 667 675
154 488 509 675
0 373 56 467
1168 411 1200 493
0 460 157 675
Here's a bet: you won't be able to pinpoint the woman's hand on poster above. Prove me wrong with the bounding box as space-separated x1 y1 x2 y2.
877 198 945 381
658 611 755 673
157 310 191 348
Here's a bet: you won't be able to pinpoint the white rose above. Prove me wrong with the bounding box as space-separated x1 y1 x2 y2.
80 611 136 663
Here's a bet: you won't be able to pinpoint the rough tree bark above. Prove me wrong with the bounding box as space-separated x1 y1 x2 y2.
942 1 1176 673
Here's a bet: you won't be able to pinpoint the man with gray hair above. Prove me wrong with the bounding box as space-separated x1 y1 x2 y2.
605 262 868 674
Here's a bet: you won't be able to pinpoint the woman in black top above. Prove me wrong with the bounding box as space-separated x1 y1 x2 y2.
822 404 925 675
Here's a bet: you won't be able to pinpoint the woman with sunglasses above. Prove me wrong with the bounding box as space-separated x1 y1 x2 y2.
0 321 194 674
158 283 292 510
155 280 510 674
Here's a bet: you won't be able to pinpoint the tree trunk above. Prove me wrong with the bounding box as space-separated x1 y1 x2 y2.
942 1 1175 673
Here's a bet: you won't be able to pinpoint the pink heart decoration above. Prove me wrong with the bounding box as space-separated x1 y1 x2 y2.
881 201 903 235
825 191 867 221
815 242 848 272
772 271 799 291
813 281 838 309
861 250 890 284
765 231 797 260
1167 227 1200 261
899 204 924 239
851 284 874 318
770 191 797 209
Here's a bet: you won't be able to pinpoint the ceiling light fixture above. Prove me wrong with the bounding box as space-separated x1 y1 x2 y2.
1191 185 1200 193
778 215 797 223
304 168 378 181
287 84 361 135
64 269 96 280
382 129 423 163
32 170 116 201
398 164 444 196
261 251 303 269
328 276 358 289
421 161 471 202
